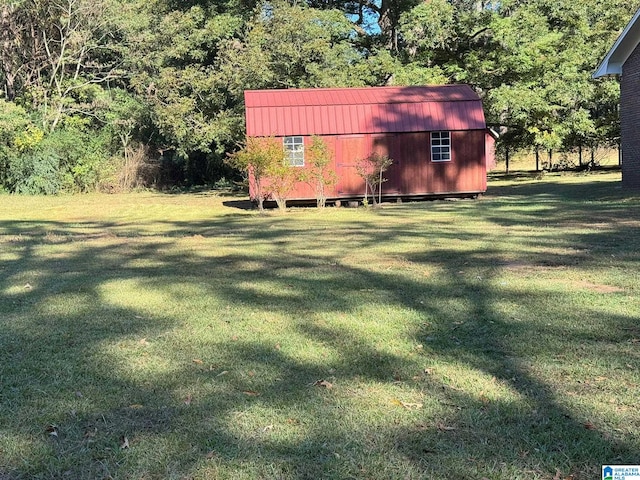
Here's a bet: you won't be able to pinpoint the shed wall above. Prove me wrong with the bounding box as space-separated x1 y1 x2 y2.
255 130 487 201
621 42 640 189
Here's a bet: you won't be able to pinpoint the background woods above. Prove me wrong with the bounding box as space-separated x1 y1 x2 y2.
0 0 636 193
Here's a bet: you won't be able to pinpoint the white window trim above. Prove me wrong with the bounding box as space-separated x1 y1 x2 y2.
431 131 451 162
284 136 304 167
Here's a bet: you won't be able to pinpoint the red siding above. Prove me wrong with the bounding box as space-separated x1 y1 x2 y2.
257 131 486 201
244 85 489 202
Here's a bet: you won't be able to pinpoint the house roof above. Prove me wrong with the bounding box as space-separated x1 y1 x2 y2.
594 7 640 77
244 85 486 137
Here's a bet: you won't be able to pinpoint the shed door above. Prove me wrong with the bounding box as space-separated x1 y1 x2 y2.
335 135 366 196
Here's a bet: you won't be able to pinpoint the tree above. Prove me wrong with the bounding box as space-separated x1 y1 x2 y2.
216 2 387 92
299 136 337 208
307 0 421 51
225 137 282 211
393 0 636 160
0 0 127 132
356 151 393 206
0 99 32 187
265 152 299 211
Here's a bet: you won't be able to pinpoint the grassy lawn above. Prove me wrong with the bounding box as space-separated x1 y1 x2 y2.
1 170 639 479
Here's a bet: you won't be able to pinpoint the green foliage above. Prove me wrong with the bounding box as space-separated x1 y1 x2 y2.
394 0 636 158
227 136 306 211
217 2 379 92
13 125 44 152
265 153 299 212
0 100 33 186
226 137 285 211
399 0 456 61
0 100 31 145
44 127 112 192
299 136 337 208
6 150 62 195
1 122 111 194
1 0 637 188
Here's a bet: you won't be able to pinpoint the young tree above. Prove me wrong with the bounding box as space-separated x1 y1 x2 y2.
299 136 337 208
356 151 393 206
225 137 277 211
265 153 299 211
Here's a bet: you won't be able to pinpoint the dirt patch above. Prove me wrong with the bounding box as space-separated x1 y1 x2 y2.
501 261 569 272
499 264 624 293
572 280 625 294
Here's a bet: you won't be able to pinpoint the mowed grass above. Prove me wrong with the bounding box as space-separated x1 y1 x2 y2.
1 171 639 479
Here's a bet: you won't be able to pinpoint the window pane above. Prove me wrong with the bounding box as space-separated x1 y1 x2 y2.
283 136 304 166
431 131 451 162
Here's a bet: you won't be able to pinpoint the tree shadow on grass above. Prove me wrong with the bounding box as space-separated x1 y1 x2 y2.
1 176 640 478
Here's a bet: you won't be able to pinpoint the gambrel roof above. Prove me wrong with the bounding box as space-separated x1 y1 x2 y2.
244 85 486 137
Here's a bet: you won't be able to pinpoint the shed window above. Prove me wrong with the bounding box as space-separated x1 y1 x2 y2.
431 131 451 162
284 136 304 166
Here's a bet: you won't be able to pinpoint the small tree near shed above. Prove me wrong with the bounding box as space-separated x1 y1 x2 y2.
267 155 299 211
226 137 282 211
299 136 337 208
356 152 393 206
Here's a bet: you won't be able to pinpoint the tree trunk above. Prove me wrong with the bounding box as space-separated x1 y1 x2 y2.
0 4 17 100
578 144 582 166
505 147 510 174
535 148 539 171
619 143 622 166
377 0 398 51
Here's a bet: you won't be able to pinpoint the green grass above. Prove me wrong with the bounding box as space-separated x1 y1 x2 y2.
1 170 639 479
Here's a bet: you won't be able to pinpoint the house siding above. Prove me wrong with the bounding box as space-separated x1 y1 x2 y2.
621 43 640 189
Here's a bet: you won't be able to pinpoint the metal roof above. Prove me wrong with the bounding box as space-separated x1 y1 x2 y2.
245 85 486 137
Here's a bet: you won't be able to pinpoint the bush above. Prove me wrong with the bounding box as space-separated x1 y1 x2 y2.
7 150 63 195
356 152 393 206
226 137 286 211
116 144 160 191
42 127 112 192
299 136 337 208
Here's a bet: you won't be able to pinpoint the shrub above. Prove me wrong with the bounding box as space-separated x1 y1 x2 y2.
356 152 393 206
116 143 160 191
226 137 290 211
41 127 111 192
7 150 63 195
299 136 337 208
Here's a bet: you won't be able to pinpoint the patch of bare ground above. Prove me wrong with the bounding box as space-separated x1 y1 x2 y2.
570 280 625 294
563 220 640 230
500 260 571 272
501 263 625 293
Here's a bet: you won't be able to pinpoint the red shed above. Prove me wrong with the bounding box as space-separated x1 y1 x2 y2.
244 85 492 203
